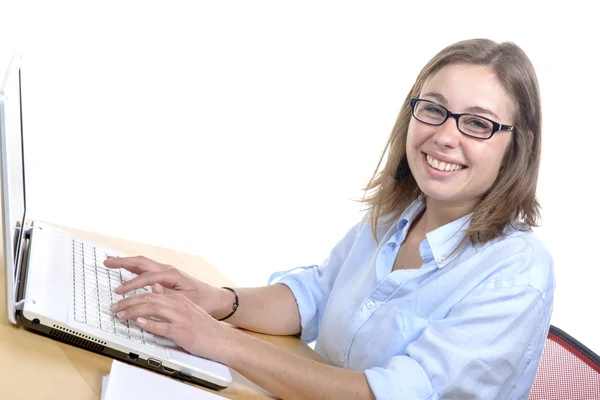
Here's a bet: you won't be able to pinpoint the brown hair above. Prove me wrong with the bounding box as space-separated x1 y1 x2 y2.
362 38 542 247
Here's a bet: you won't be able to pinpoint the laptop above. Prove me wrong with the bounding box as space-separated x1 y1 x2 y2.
0 54 232 390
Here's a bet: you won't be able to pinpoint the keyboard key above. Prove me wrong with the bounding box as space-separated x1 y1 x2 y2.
100 309 113 320
98 287 112 297
130 332 144 343
100 321 115 333
120 270 135 282
115 326 129 338
83 256 95 266
74 294 87 306
111 294 124 303
129 325 143 337
74 310 85 323
87 319 100 329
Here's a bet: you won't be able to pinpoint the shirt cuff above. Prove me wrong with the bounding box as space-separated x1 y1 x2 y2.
269 265 321 343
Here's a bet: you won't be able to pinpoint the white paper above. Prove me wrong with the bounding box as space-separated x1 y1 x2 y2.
101 360 226 400
101 375 109 400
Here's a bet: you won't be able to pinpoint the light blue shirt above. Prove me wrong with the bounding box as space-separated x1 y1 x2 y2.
269 200 554 399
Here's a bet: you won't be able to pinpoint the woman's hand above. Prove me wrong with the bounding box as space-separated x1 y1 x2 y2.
103 256 234 319
110 292 236 363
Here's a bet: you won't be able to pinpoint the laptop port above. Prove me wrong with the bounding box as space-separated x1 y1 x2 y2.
178 370 192 381
147 358 162 368
127 353 139 362
162 366 176 374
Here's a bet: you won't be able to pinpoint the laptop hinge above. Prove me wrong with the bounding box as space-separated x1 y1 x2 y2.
14 298 35 310
15 225 42 310
24 225 42 239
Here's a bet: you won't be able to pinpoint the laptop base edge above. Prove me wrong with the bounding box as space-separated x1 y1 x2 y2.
17 310 228 391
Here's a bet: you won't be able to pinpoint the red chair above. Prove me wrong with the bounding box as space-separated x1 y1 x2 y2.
530 325 600 399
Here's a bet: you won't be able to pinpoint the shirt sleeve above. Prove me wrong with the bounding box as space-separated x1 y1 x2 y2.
268 221 364 343
364 269 551 399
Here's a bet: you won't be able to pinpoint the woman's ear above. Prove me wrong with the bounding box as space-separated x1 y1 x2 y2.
528 130 534 148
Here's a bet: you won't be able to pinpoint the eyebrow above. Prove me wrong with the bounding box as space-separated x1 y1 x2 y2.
421 91 500 120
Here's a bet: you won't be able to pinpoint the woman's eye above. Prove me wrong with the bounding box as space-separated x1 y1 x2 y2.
466 118 490 130
424 106 444 115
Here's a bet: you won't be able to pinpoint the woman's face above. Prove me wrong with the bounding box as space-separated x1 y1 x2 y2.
406 63 515 208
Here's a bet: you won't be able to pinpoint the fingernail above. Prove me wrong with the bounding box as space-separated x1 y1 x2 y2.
137 317 147 325
117 311 125 318
114 286 122 294
110 303 117 311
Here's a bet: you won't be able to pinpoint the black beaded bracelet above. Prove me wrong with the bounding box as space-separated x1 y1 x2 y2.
216 287 239 321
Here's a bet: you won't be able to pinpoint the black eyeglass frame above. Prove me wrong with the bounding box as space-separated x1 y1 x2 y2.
409 98 515 140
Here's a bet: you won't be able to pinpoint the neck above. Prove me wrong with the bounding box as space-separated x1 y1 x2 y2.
422 197 475 233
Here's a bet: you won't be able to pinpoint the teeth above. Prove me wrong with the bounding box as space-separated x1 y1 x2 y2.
426 154 463 172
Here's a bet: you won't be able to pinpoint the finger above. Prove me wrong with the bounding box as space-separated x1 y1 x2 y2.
103 255 165 275
111 292 189 314
110 292 156 312
152 283 178 295
115 269 179 294
115 298 183 323
136 317 174 339
152 283 165 294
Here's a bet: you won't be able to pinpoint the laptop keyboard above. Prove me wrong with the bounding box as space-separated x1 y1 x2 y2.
72 239 157 347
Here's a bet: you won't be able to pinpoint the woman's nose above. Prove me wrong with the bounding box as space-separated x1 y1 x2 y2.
433 118 462 148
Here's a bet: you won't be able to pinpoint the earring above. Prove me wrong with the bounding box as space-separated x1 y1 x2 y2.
394 157 411 181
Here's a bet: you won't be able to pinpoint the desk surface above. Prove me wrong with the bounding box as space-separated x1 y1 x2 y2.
0 222 324 399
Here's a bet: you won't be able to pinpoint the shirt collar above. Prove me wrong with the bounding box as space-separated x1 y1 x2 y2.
425 212 471 268
396 199 472 269
396 199 426 232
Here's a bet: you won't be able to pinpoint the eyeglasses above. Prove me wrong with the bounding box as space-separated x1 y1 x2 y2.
409 98 515 140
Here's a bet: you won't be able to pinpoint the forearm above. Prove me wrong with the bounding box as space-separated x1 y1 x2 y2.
213 284 301 336
221 328 376 400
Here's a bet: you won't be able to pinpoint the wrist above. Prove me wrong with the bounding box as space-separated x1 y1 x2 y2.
218 327 248 366
212 287 237 321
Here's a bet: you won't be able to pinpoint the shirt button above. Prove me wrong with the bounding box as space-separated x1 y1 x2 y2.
366 301 375 309
340 355 346 364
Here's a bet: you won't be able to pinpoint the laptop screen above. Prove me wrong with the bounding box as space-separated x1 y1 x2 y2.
0 55 27 308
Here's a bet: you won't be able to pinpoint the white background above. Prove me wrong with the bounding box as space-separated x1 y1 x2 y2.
1 1 599 352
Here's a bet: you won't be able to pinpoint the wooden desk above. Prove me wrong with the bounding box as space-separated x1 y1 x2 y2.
0 223 324 399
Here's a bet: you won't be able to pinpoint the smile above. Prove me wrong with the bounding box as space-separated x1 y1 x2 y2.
426 154 465 172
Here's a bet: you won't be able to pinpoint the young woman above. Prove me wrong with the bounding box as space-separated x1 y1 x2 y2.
106 38 554 399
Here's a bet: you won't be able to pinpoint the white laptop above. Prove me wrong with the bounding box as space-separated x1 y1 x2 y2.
0 54 232 390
